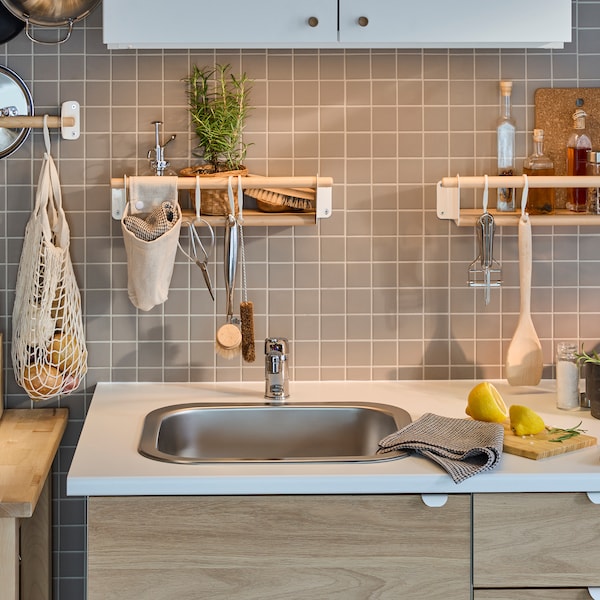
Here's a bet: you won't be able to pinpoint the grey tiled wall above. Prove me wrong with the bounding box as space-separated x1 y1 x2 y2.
2 1 600 597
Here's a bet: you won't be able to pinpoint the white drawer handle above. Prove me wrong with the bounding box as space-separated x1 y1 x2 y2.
421 494 448 507
588 588 600 599
587 492 600 505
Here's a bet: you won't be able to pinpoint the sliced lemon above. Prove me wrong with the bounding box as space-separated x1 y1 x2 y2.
465 381 509 423
509 405 545 436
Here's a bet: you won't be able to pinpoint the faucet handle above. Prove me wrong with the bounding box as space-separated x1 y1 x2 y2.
265 337 288 357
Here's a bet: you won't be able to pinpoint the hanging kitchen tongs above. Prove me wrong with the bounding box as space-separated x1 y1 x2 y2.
468 175 502 305
179 175 215 300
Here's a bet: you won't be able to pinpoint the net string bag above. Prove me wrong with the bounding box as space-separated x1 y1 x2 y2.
12 116 87 400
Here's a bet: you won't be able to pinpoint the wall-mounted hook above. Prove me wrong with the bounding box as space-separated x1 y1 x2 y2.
0 100 80 140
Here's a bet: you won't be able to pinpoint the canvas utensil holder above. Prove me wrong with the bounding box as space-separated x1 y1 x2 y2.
121 200 182 311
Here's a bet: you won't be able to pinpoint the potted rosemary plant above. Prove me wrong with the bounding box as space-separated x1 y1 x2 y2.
576 347 600 418
181 64 252 214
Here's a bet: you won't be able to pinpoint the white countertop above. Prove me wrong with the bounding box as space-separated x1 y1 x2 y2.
67 380 600 497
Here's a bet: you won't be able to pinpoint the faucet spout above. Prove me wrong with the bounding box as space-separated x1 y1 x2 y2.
264 337 290 404
147 120 176 176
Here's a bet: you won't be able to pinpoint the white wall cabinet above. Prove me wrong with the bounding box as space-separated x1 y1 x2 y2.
103 0 571 50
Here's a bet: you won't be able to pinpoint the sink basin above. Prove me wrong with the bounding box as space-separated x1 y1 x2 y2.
138 401 412 463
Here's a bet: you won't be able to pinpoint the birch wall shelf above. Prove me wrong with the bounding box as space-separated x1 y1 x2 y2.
111 175 333 226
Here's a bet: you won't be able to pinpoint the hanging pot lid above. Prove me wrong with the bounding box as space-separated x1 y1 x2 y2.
0 64 33 159
0 2 25 44
0 0 101 44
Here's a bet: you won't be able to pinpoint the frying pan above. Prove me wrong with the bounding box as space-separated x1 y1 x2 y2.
0 2 24 44
0 0 101 45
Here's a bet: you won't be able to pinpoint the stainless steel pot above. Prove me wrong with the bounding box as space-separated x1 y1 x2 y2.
0 2 24 44
0 0 101 45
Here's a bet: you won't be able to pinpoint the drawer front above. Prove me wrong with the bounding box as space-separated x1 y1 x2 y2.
474 493 600 588
475 590 594 599
89 494 471 600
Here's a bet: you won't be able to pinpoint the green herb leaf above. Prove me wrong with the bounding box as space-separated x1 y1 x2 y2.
545 421 587 443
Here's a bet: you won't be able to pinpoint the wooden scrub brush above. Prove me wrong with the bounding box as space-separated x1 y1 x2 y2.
238 178 255 362
245 186 315 213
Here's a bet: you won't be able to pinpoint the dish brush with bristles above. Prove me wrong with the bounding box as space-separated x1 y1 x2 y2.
215 183 242 359
245 187 315 212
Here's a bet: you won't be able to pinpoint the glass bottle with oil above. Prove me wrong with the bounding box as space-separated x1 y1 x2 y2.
523 128 555 214
496 81 517 211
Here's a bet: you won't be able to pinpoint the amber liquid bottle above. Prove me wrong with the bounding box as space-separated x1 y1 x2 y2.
566 107 592 212
523 129 555 214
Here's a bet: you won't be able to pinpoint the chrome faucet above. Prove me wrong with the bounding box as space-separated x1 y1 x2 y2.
264 337 290 404
147 120 176 176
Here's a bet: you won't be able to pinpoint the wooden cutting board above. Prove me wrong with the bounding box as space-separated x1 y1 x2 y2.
503 424 597 460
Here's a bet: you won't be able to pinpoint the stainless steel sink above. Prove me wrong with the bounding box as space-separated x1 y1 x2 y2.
138 401 411 463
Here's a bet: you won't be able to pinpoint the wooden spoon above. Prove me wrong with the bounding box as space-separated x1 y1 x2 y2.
505 213 543 386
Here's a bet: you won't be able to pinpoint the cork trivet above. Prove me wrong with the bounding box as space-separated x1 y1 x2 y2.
534 88 600 206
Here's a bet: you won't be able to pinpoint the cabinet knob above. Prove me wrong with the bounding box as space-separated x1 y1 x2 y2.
357 16 369 27
307 16 319 28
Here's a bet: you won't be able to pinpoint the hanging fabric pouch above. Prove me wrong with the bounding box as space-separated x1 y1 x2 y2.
121 192 182 311
12 119 88 400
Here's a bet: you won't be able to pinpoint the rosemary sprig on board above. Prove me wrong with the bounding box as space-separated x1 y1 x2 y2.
545 422 587 443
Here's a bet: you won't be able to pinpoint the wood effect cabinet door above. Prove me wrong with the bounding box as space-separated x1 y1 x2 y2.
475 590 595 599
88 494 471 600
474 493 600 588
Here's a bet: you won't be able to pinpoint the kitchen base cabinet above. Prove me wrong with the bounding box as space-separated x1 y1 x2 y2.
475 591 594 599
474 493 600 590
87 494 471 600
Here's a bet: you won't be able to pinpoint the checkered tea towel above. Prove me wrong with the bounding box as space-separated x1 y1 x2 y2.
377 413 504 484
123 201 180 241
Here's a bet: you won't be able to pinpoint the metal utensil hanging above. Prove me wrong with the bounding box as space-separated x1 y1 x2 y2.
468 175 502 305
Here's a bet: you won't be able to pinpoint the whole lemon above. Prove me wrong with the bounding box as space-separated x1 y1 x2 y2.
466 382 509 423
509 405 545 436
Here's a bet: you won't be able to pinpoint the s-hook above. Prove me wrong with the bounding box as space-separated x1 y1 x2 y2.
178 175 215 300
468 175 502 305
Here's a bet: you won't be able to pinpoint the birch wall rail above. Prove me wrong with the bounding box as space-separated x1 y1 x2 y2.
437 175 600 226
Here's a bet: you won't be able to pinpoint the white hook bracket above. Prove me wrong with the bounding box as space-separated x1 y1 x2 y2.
60 100 80 140
521 174 529 220
0 99 80 140
482 174 489 213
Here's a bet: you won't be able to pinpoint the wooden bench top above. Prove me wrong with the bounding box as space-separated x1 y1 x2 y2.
0 409 68 518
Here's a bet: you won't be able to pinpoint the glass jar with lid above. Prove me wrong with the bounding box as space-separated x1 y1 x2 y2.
556 341 580 410
587 150 600 214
